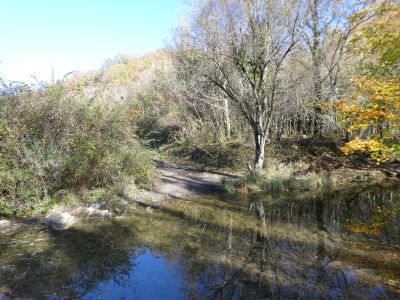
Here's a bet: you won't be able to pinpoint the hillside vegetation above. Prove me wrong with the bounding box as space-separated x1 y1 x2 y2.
1 0 399 216
0 70 156 216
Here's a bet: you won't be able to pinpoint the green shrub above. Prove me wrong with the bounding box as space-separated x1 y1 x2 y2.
0 82 155 216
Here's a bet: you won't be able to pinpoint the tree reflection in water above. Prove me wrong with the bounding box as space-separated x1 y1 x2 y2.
0 183 399 299
181 183 399 299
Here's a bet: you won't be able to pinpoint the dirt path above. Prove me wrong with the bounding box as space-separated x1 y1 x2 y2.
131 160 238 205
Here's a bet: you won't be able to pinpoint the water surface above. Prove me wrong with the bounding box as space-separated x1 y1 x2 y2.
0 182 399 299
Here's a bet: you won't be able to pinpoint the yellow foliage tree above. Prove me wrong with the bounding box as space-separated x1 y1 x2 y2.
336 0 400 163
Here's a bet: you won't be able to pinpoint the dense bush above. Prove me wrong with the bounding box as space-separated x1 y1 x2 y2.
134 93 182 148
171 140 250 169
0 82 155 216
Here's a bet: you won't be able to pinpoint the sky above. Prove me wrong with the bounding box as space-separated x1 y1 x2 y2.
0 0 185 83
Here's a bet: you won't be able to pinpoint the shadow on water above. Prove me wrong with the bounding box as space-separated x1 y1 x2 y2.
0 182 399 299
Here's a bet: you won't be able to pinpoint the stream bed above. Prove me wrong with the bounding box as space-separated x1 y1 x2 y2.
0 182 399 299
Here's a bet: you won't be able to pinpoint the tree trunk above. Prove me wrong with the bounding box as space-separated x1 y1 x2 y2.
311 0 323 138
223 97 231 139
254 132 266 171
313 105 322 137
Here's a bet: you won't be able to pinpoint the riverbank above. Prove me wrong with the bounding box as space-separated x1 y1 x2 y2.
217 138 399 196
1 157 396 235
222 167 390 196
0 159 238 231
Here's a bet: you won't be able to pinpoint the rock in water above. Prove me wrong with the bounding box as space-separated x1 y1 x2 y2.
47 211 76 230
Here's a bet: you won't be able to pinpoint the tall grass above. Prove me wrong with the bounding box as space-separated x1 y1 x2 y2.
223 158 330 193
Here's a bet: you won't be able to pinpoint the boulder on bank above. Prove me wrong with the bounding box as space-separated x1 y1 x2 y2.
0 219 21 234
80 203 110 217
47 211 76 230
0 220 11 228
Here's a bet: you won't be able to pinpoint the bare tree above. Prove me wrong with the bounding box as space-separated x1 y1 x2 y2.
173 0 301 170
301 0 365 137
